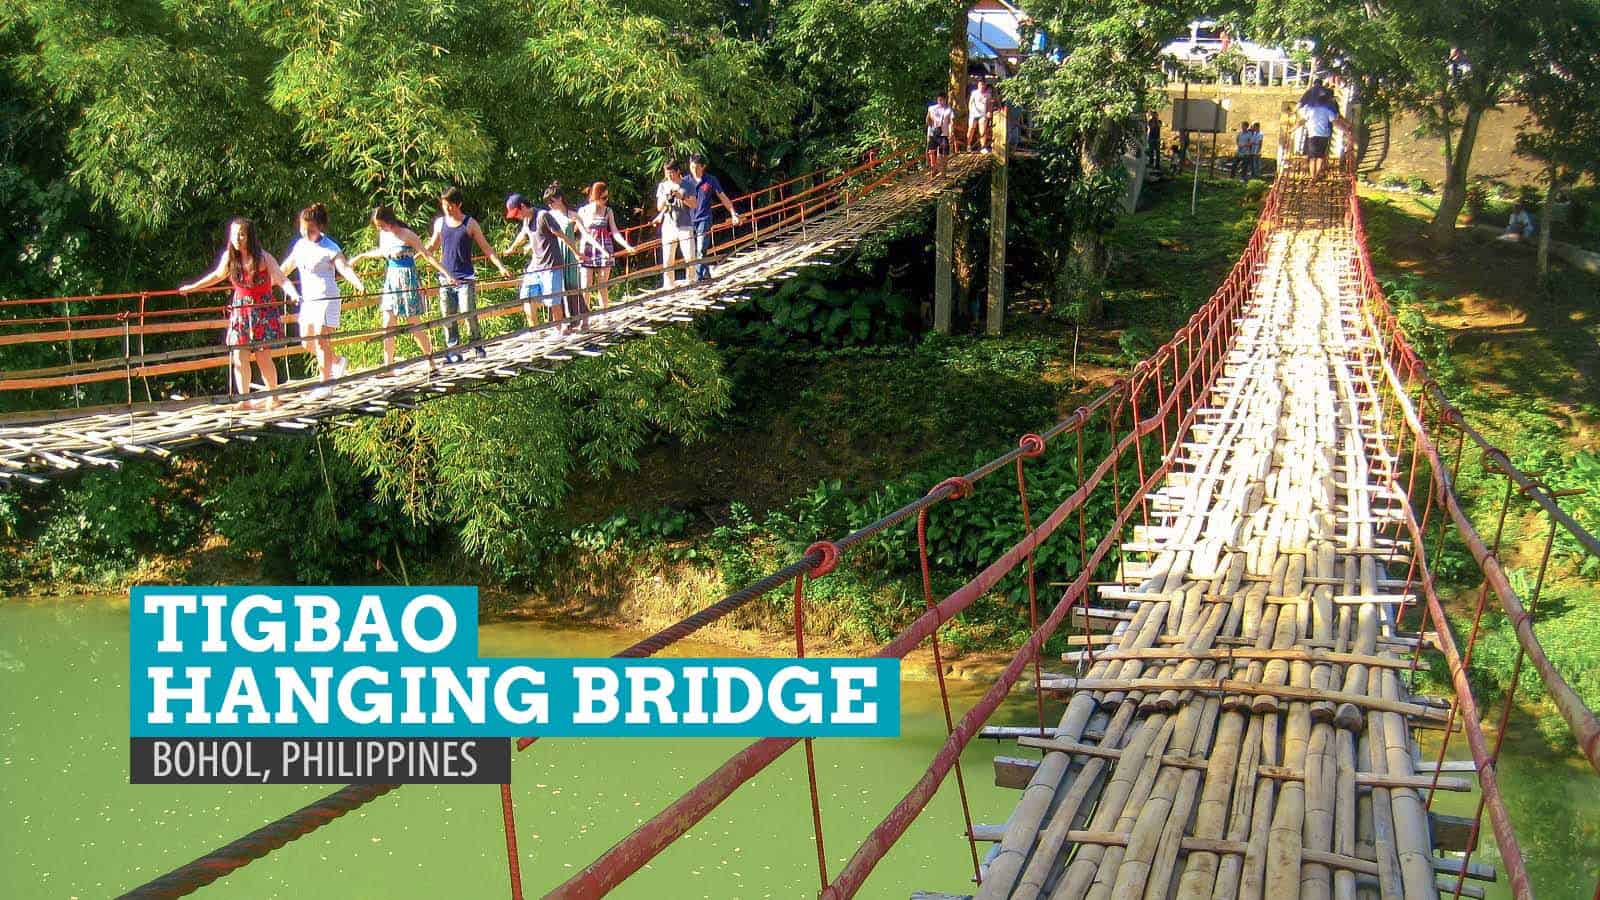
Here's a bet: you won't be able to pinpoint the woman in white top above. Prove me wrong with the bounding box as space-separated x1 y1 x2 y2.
280 203 364 389
577 181 636 310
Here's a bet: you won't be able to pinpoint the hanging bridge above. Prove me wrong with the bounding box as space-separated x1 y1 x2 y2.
0 148 990 480
8 151 1593 898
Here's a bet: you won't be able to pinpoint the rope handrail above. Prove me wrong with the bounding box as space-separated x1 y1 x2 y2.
1345 184 1600 777
0 147 923 398
0 149 904 313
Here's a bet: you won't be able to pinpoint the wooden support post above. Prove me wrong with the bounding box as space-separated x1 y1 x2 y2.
935 191 955 335
986 106 1009 337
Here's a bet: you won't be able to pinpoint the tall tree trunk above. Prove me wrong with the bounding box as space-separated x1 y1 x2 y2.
1428 104 1485 245
1537 165 1559 280
949 2 969 141
1072 123 1125 322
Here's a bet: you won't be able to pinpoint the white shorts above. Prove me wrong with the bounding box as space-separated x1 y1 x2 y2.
299 297 340 329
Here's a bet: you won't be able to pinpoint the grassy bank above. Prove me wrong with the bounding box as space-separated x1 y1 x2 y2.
1360 188 1600 748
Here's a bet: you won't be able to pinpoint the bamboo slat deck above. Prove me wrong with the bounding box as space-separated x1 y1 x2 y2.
966 189 1469 900
0 154 990 481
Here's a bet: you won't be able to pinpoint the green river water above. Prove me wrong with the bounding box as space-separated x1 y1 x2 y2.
1 597 1595 898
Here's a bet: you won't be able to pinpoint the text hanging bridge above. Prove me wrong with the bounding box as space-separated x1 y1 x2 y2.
118 166 1600 898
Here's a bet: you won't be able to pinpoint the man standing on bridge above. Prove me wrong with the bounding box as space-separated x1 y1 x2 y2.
428 187 510 362
926 93 954 170
654 160 698 290
1298 93 1348 180
687 154 742 282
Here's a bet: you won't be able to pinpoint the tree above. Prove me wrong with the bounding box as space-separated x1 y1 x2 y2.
1515 0 1600 278
1252 0 1549 246
1007 0 1206 320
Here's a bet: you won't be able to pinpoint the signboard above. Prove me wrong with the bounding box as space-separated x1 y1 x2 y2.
1172 99 1228 133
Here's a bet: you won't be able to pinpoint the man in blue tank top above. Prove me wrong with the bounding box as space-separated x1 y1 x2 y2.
427 186 510 362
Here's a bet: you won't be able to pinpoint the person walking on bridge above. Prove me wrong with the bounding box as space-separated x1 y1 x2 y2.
281 203 364 396
506 186 586 327
687 154 742 281
653 160 699 290
577 181 635 310
427 186 510 363
1298 92 1349 180
349 206 448 370
178 217 300 410
926 93 954 170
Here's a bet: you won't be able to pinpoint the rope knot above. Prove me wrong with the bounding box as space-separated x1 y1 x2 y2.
1438 405 1464 427
932 476 973 501
1018 433 1045 458
805 541 841 578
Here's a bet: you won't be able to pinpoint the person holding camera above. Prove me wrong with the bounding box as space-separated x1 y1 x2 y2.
653 160 699 290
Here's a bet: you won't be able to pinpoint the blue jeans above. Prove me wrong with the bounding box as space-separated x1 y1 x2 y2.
694 220 714 280
438 280 480 348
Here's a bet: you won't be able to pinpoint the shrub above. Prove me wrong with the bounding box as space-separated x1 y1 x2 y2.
31 462 200 582
205 436 432 584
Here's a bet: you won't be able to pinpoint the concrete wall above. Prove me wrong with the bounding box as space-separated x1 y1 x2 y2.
1161 84 1543 187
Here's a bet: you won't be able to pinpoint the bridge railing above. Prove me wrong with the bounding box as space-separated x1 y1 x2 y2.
534 153 1291 899
1343 177 1600 898
0 144 926 409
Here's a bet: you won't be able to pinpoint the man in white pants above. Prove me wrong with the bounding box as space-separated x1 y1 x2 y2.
654 160 699 289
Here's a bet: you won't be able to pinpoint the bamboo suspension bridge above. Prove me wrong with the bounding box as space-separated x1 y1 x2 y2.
0 148 990 479
5 147 1597 898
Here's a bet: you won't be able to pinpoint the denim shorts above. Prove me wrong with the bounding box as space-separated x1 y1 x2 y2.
520 267 566 306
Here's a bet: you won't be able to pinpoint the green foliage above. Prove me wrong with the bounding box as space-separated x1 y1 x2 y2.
571 506 692 554
703 274 913 348
1381 274 1457 383
31 462 200 582
336 328 730 576
204 436 429 584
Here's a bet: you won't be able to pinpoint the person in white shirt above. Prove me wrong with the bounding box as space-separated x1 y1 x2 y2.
926 93 955 170
1298 99 1348 180
281 203 364 390
968 81 992 152
1502 203 1536 241
1233 123 1251 179
653 160 699 290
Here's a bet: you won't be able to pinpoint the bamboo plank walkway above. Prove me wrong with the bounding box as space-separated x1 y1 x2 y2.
961 193 1471 900
0 153 990 481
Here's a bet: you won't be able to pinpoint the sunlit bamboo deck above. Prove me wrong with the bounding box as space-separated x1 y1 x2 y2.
958 189 1486 900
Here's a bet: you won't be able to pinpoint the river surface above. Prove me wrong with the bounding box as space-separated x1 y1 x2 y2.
1 597 1595 898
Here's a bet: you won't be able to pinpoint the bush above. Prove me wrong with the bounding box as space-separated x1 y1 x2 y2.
1406 175 1432 195
702 273 914 349
31 462 200 582
204 436 433 584
1242 179 1269 203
